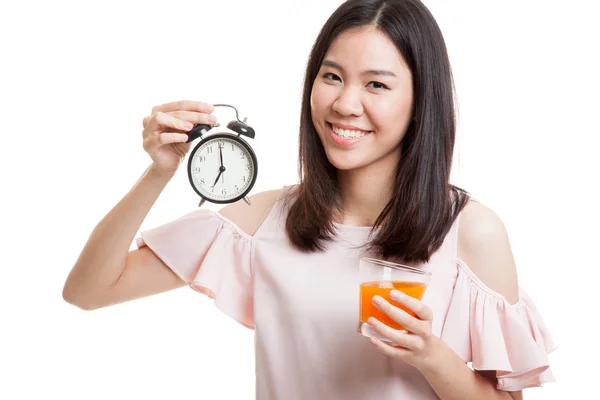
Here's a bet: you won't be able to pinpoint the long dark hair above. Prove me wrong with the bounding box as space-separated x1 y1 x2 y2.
284 0 471 264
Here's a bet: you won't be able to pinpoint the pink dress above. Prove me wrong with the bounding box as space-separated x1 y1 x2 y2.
136 187 556 399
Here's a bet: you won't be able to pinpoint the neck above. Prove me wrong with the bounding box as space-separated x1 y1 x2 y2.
335 156 398 227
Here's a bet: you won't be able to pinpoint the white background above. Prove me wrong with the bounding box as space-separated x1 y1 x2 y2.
1 0 598 398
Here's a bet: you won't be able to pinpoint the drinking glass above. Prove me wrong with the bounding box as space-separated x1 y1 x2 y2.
358 257 431 343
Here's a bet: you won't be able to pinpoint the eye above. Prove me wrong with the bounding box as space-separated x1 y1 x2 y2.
367 81 390 90
322 72 341 82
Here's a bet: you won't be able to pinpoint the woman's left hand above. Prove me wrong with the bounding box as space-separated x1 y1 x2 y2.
367 289 439 371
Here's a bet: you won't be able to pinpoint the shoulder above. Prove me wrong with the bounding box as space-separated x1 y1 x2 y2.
457 199 520 304
217 188 283 236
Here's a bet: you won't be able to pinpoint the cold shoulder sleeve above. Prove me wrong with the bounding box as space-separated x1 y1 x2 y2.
135 209 254 329
440 259 557 392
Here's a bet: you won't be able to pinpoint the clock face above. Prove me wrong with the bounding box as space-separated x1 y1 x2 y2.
187 133 257 203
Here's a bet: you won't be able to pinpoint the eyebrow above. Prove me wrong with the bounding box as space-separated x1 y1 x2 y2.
321 60 397 78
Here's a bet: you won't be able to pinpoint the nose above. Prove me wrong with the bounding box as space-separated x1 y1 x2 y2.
332 86 363 117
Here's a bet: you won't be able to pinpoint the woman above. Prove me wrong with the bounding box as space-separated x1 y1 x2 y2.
62 0 556 398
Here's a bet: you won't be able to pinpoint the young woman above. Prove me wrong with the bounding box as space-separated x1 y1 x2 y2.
63 0 556 398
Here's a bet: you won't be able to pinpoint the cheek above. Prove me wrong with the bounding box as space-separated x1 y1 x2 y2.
369 95 413 131
311 83 330 135
311 81 335 116
310 86 321 131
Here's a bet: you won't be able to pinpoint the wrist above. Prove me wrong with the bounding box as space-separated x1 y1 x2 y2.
148 163 178 180
415 335 447 375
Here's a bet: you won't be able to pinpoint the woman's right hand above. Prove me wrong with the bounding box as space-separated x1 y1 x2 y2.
141 100 217 174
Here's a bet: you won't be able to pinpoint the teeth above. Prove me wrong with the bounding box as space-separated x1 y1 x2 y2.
331 125 371 139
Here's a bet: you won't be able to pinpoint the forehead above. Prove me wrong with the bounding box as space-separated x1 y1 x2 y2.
324 27 410 73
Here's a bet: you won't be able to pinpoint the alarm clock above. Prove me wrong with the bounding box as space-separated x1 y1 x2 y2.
185 104 257 207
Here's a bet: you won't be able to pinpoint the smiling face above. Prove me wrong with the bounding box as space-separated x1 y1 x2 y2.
310 26 414 172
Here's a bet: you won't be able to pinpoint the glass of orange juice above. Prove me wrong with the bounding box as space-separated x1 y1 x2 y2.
358 257 431 343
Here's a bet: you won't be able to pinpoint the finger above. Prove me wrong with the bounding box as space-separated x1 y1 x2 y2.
151 100 214 115
170 110 217 126
369 335 411 358
389 290 434 321
143 110 217 129
367 317 423 351
145 111 194 133
157 132 190 145
372 297 428 336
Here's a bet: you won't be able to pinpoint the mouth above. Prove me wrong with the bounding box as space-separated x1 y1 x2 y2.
327 122 372 146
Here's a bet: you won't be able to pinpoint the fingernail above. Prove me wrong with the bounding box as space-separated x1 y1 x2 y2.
390 290 403 300
208 115 217 123
372 296 383 305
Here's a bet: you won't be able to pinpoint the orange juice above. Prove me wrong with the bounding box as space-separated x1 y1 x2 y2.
360 281 427 331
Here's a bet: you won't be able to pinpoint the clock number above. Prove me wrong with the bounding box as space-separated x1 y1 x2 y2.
194 167 201 173
242 176 246 183
198 156 206 162
207 146 213 154
222 189 227 195
218 142 224 149
231 144 235 151
240 152 245 159
234 185 239 192
200 178 205 185
245 164 251 170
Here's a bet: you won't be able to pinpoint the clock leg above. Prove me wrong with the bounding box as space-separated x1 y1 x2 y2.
243 196 251 206
198 198 206 208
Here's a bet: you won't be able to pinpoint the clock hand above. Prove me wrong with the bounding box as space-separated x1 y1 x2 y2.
219 145 225 184
211 165 226 191
212 170 222 191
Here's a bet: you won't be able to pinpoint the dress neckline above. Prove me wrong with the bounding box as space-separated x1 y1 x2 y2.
332 221 374 232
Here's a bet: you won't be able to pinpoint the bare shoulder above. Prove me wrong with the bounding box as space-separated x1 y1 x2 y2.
457 199 520 304
218 188 283 236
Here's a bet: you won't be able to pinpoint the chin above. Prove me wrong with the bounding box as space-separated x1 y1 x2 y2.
324 152 369 171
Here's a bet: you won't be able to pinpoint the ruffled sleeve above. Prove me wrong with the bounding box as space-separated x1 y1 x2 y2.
440 259 557 392
135 209 254 329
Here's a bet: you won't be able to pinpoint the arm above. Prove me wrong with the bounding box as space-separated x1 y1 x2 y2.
421 200 522 399
367 200 523 399
62 163 281 311
418 337 522 400
62 163 183 310
63 99 234 310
